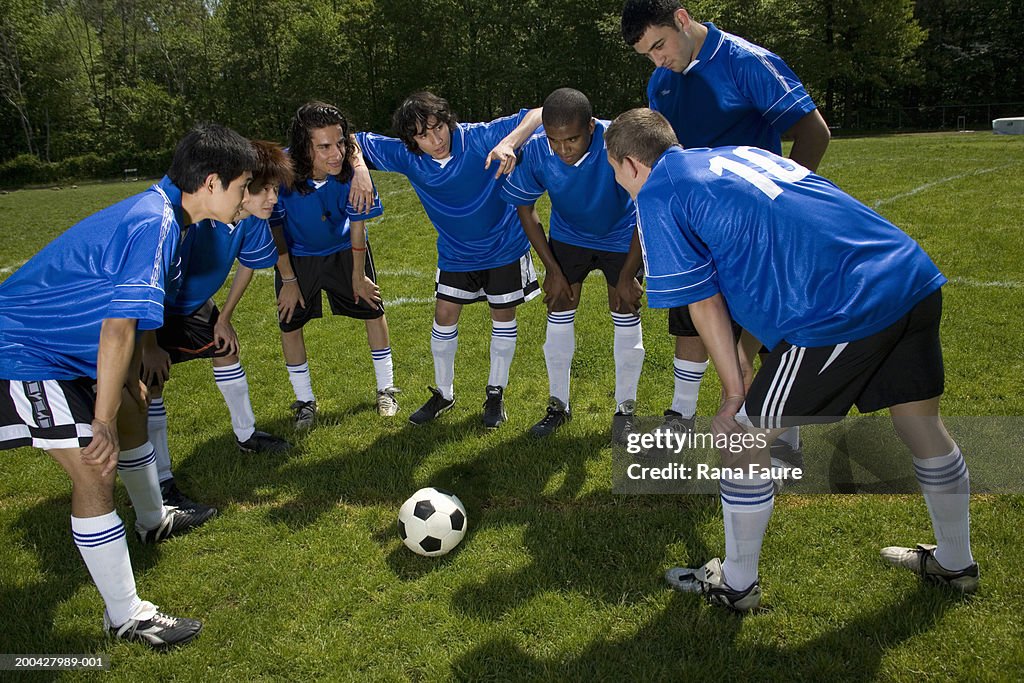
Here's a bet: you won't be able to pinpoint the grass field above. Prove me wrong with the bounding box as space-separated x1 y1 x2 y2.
1 131 1023 680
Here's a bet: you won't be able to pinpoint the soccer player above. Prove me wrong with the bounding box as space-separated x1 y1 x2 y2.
141 140 294 513
500 87 644 440
271 102 398 428
0 124 256 648
621 0 831 465
605 108 977 611
357 92 543 428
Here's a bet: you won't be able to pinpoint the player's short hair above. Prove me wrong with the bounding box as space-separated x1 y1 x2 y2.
542 88 593 130
168 123 257 193
605 108 680 166
288 101 356 192
249 140 294 190
621 0 683 46
392 91 457 155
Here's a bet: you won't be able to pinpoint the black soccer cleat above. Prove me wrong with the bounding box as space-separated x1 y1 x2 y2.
159 479 218 518
237 430 291 454
135 505 216 544
105 602 202 650
769 440 805 470
409 387 456 425
612 399 639 445
482 385 507 429
530 397 571 437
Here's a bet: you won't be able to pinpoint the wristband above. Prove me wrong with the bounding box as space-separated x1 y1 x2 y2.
351 246 367 252
281 276 298 283
724 395 745 401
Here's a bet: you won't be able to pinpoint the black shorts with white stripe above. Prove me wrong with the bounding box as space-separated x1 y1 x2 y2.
743 289 945 428
549 238 641 287
435 252 540 309
157 299 232 364
0 377 95 451
277 244 385 333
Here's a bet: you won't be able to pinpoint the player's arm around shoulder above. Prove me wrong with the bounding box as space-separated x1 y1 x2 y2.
485 107 543 178
785 110 830 173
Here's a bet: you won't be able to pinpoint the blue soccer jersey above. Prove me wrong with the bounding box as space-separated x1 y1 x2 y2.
167 215 279 316
271 175 384 258
648 23 817 153
0 176 188 380
636 146 946 350
357 111 533 272
500 120 636 253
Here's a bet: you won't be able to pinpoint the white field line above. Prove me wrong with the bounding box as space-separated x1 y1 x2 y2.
872 164 1015 208
384 296 436 306
949 276 1024 289
1 261 27 274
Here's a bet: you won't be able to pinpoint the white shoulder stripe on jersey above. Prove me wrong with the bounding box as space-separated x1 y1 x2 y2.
150 185 176 289
645 259 714 279
644 271 715 293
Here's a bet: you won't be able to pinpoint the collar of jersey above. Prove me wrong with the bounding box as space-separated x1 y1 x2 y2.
155 175 186 227
683 22 725 75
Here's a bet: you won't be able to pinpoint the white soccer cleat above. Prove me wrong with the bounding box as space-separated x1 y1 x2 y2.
665 557 762 612
880 543 979 593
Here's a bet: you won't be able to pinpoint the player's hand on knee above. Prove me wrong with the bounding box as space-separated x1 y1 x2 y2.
542 270 573 312
82 418 119 476
214 318 239 356
613 275 643 315
712 395 746 440
141 345 171 389
277 283 304 324
353 276 382 307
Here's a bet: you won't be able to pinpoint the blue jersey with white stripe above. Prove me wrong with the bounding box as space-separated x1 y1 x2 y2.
0 176 188 380
357 111 533 272
500 120 635 253
637 146 946 349
648 23 817 153
167 215 278 316
271 175 383 257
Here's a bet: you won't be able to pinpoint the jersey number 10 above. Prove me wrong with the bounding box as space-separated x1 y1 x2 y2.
708 146 809 200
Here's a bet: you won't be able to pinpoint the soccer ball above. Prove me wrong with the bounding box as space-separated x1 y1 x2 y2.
398 487 467 557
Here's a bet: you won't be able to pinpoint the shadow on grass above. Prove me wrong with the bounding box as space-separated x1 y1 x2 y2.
451 584 957 680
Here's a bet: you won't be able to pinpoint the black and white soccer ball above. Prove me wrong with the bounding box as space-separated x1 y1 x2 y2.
398 487 467 557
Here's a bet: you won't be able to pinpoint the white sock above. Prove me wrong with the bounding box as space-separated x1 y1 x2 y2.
488 319 518 388
914 445 974 570
286 362 315 403
720 475 775 591
371 346 395 391
776 427 800 449
147 398 172 484
612 312 644 406
214 362 255 442
543 310 575 406
117 443 165 530
671 358 707 418
431 322 458 400
72 510 142 627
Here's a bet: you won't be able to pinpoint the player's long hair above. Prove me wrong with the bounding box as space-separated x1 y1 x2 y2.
392 91 457 155
288 101 356 194
249 140 294 190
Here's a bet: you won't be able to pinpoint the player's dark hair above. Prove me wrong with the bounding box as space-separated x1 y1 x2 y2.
249 140 295 191
542 88 593 130
605 108 680 166
168 124 257 193
392 91 457 155
621 0 683 46
288 101 355 193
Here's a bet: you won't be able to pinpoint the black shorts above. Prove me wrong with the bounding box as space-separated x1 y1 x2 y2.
278 245 385 332
549 238 641 287
668 305 742 340
157 299 231 364
0 377 95 451
743 289 945 428
435 252 540 309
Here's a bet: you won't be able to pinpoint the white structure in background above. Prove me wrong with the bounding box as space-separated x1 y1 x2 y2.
992 117 1024 134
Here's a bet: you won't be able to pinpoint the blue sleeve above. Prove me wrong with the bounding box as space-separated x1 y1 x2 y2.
236 217 279 269
637 193 719 309
733 48 817 134
499 139 546 206
270 198 286 232
345 184 384 222
647 71 662 111
357 131 411 175
466 109 531 156
105 210 177 329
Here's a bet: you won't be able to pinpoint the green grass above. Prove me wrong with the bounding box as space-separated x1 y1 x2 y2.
1 131 1023 679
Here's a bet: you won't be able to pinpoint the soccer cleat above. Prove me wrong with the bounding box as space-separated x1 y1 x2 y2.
880 543 980 593
612 399 639 445
290 400 317 430
159 479 218 518
769 441 805 470
376 387 401 417
409 387 456 426
135 506 216 544
665 557 762 612
236 430 291 453
482 385 507 429
105 601 202 650
530 397 571 437
639 410 695 454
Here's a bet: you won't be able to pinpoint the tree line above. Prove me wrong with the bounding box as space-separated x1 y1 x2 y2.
1 0 1021 175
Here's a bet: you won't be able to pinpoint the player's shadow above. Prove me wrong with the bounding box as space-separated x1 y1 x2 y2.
451 584 959 681
2 490 168 657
